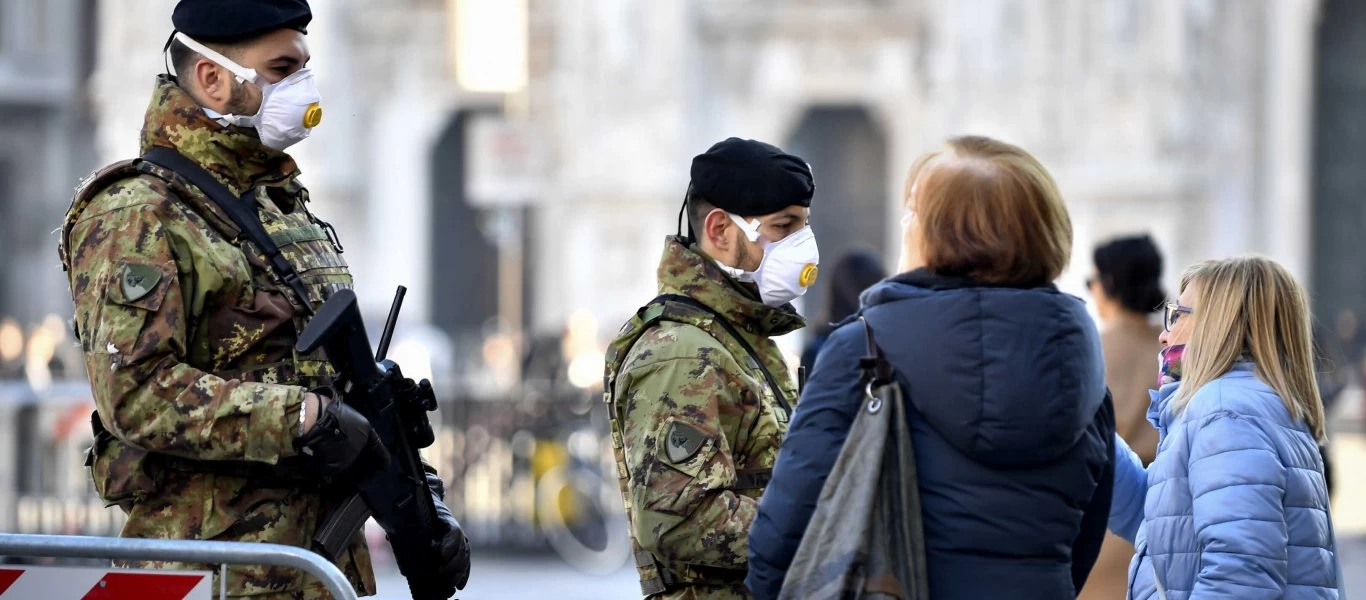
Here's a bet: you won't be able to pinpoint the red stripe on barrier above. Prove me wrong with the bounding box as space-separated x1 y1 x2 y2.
80 572 204 600
0 569 22 595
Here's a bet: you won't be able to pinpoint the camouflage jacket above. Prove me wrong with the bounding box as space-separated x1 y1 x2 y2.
605 237 804 599
59 76 371 599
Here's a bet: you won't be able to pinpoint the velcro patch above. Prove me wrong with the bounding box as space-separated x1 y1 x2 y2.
665 421 708 464
119 263 162 303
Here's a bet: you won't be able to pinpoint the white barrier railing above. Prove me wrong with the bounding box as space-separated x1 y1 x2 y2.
0 533 357 600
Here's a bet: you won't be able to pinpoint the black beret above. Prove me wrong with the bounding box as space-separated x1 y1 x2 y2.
690 137 815 217
173 0 311 43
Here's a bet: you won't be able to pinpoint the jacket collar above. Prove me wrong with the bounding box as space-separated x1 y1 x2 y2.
139 75 300 197
655 236 805 337
1148 382 1182 431
1148 361 1258 430
885 268 1055 291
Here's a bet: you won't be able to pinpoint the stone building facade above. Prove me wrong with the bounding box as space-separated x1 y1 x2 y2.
62 0 1362 358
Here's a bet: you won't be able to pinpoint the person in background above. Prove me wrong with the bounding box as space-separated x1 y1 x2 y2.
1079 234 1165 600
798 251 886 376
748 135 1115 599
1314 317 1351 499
1109 256 1341 599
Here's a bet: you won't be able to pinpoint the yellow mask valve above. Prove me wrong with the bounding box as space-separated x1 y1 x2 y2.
302 102 323 129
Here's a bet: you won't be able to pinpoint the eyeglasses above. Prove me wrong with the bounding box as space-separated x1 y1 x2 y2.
1164 303 1193 332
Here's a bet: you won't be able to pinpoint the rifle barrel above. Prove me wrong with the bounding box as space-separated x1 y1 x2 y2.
375 285 407 362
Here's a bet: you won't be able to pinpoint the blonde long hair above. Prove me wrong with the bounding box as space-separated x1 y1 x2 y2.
1172 257 1326 441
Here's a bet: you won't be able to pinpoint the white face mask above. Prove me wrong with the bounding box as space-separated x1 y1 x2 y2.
175 33 322 151
722 213 821 307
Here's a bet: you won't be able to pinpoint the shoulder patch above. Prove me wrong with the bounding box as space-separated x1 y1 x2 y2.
665 421 707 463
119 263 163 303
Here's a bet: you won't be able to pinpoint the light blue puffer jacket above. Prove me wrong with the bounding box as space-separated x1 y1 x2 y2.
1110 363 1343 600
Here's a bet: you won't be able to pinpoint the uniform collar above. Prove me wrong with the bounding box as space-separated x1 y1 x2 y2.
655 236 805 338
138 75 300 197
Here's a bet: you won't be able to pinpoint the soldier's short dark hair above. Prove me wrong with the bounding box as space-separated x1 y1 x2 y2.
167 38 247 84
685 187 715 240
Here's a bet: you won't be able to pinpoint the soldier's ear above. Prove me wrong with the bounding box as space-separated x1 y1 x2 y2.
195 59 233 104
702 208 732 252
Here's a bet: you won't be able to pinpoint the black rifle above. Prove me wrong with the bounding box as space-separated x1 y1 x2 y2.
297 286 453 599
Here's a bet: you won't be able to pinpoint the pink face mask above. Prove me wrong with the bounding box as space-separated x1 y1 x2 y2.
1158 344 1185 386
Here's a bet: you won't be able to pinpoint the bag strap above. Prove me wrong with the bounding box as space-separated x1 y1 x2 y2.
651 294 792 416
140 146 315 316
857 315 895 387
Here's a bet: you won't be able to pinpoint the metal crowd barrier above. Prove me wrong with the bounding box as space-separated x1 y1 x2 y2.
0 533 357 600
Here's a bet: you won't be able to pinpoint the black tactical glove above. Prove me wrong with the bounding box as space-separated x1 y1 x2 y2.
425 469 471 595
294 395 391 477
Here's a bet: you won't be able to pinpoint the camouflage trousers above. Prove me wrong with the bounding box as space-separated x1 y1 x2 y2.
208 578 346 600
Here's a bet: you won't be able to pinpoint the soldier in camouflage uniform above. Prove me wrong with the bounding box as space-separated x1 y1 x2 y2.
604 138 820 599
58 1 468 598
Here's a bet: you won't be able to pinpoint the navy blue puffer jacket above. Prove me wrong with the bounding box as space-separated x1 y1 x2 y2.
747 270 1116 599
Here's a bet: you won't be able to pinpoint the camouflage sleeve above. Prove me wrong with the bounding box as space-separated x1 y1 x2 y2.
618 356 755 571
68 195 304 464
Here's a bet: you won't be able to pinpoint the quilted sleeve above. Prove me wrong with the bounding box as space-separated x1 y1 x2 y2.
1108 432 1147 543
1187 411 1289 599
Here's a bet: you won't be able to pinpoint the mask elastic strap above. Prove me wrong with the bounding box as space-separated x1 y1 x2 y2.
201 106 253 128
678 184 691 242
714 259 752 282
174 32 258 84
727 213 762 243
161 31 176 76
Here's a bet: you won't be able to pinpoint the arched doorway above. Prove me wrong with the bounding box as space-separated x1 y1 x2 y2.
429 110 502 339
784 106 889 328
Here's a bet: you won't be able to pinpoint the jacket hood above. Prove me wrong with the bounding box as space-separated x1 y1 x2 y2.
860 270 1107 466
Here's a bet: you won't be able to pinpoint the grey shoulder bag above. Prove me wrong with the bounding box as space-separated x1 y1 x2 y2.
779 316 930 600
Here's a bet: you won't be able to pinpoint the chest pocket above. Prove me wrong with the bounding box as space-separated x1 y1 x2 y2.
250 188 353 385
266 221 351 304
249 188 352 304
714 340 790 480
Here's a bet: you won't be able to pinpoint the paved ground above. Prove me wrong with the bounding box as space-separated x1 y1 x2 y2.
371 535 1366 599
372 425 1366 598
371 554 637 599
1342 533 1366 594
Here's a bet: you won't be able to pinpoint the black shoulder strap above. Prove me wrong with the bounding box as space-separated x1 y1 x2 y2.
857 315 895 387
141 146 314 315
652 294 792 416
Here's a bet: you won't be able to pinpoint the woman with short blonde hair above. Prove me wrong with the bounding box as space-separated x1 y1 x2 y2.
749 136 1115 599
1109 256 1342 599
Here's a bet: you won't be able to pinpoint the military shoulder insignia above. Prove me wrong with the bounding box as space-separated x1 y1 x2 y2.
119 263 162 303
665 421 708 463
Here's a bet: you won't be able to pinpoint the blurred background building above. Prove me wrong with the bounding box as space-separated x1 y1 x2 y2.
2 0 1365 597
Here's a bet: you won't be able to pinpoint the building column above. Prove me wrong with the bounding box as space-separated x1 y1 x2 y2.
1261 0 1321 284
